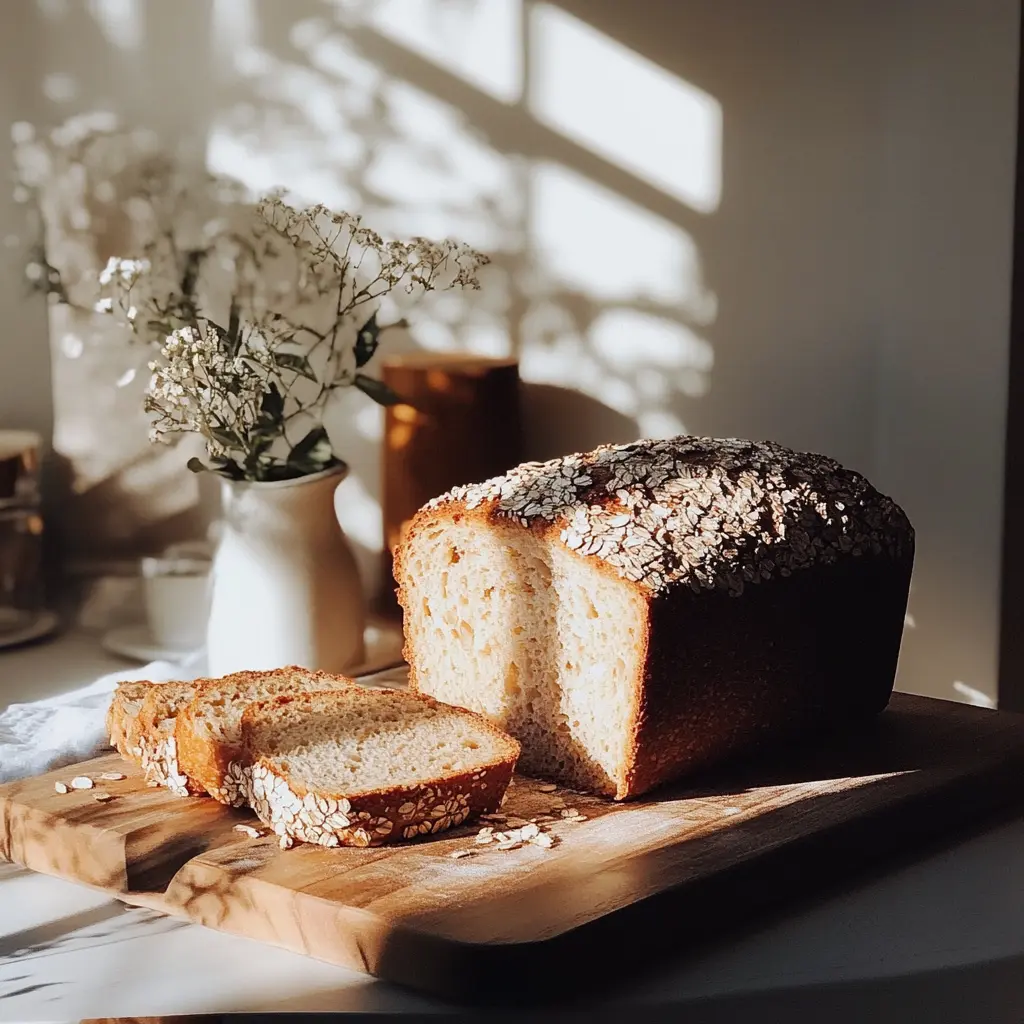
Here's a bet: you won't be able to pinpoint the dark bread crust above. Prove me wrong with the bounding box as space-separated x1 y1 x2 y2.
623 547 914 798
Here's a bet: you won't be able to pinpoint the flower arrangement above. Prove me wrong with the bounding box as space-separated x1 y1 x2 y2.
12 116 490 483
107 194 489 481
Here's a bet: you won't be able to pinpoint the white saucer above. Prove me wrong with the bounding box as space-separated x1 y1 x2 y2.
0 609 60 650
100 624 202 664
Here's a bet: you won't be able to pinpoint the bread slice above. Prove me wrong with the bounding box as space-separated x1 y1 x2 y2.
175 667 352 806
137 680 209 796
106 681 153 763
240 688 520 847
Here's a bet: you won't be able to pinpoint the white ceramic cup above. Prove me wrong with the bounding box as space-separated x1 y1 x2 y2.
141 555 211 651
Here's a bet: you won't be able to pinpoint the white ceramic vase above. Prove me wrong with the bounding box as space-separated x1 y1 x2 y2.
205 465 366 677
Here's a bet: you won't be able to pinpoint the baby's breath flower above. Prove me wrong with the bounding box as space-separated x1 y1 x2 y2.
145 321 276 464
35 173 492 481
98 256 118 286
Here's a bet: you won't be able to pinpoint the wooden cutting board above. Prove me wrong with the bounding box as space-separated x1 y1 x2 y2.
3 688 1024 1003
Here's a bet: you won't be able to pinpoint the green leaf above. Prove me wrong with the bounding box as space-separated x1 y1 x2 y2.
208 425 241 448
353 373 402 406
287 425 335 467
256 464 289 482
186 457 207 474
260 383 284 422
354 311 381 368
210 457 246 481
227 300 240 352
180 250 204 306
273 351 318 382
250 432 276 456
257 460 310 482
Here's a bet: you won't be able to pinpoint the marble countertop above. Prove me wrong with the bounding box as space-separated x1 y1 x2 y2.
3 630 1024 1022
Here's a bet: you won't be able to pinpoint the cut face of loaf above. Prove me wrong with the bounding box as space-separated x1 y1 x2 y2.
175 667 353 806
397 435 915 799
400 517 647 795
241 688 520 847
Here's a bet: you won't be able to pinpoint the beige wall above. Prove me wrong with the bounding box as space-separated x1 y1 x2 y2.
0 4 50 448
0 0 1017 703
869 0 1018 704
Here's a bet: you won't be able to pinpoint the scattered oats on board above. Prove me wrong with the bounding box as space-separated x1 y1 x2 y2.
233 824 262 838
449 849 475 859
100 772 126 781
54 781 68 794
558 807 588 822
538 783 558 792
69 776 94 790
93 793 113 803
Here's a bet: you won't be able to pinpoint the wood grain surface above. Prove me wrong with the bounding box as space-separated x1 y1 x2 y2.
4 688 1024 1003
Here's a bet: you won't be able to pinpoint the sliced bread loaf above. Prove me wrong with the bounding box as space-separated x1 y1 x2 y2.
175 667 352 806
397 435 914 799
240 688 520 847
106 681 153 763
137 680 209 795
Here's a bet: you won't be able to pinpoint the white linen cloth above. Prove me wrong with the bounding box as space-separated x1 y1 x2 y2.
0 654 408 785
0 652 205 784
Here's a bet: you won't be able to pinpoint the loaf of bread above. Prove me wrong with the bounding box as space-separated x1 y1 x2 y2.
396 435 915 800
241 688 520 847
175 667 351 806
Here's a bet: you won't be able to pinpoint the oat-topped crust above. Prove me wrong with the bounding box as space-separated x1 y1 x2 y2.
426 435 914 595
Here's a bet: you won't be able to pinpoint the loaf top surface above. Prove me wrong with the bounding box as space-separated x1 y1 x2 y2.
424 435 914 596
